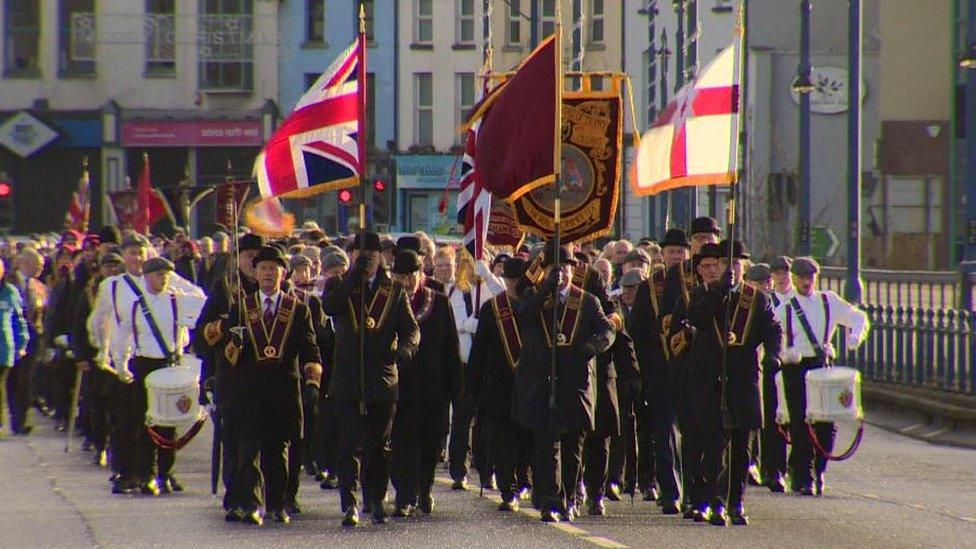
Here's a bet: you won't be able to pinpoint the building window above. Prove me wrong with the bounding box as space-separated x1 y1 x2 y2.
361 0 374 42
507 0 521 46
145 0 175 76
589 0 604 46
4 0 40 76
306 0 324 44
415 72 433 146
198 0 254 91
456 0 474 45
455 72 475 145
414 0 433 45
539 0 556 39
59 0 96 75
304 72 319 90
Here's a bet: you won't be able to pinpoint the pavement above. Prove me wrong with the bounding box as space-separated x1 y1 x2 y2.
2 417 976 549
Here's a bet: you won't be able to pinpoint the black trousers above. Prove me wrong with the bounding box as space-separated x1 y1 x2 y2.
130 358 175 481
608 385 638 491
109 374 139 478
697 391 725 509
448 397 475 482
760 365 787 482
483 415 532 502
675 391 703 508
532 428 586 513
724 428 751 510
390 404 444 508
82 367 116 451
335 399 396 512
640 389 681 503
6 353 35 431
782 362 836 488
235 432 288 513
218 396 240 511
285 434 303 506
50 353 77 423
316 395 339 475
583 432 611 503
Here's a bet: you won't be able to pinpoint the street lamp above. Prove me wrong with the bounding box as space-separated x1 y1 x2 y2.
797 0 812 256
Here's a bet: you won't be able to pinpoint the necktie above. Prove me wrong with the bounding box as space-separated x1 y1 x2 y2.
263 297 275 328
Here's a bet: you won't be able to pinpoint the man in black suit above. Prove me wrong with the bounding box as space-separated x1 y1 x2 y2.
687 240 783 526
513 244 615 523
217 246 323 526
321 231 420 527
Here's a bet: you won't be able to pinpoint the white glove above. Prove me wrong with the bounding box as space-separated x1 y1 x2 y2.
461 317 479 334
474 260 492 280
824 343 836 360
785 348 802 365
54 335 69 347
117 367 134 384
43 348 57 362
846 333 862 349
205 403 217 416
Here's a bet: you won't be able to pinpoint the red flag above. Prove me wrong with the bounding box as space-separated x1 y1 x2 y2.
64 162 91 232
133 154 167 234
465 36 556 202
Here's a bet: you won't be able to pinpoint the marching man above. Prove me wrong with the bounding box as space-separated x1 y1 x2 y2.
774 257 870 497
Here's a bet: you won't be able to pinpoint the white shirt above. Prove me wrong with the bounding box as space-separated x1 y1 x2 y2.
449 280 498 363
260 290 281 316
771 288 794 308
774 289 869 364
118 289 204 360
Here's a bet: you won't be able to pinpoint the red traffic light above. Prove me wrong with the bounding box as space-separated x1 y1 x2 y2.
372 179 386 192
0 182 11 198
338 188 354 204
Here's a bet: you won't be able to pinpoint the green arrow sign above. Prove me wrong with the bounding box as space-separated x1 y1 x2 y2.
810 226 839 258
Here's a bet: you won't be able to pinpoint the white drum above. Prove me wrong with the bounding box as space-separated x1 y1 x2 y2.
774 371 790 425
145 365 202 427
805 366 863 423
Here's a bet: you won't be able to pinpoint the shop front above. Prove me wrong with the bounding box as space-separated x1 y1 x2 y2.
394 154 460 236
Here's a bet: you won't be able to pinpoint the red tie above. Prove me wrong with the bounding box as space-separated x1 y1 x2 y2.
263 297 275 328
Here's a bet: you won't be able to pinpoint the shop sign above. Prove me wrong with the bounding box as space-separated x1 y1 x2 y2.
122 120 263 147
0 112 59 158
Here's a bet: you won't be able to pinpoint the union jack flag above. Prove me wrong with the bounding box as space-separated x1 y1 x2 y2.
457 76 493 261
253 37 365 199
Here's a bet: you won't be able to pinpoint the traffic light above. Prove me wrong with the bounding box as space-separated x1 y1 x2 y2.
0 173 13 232
371 177 390 225
338 188 354 205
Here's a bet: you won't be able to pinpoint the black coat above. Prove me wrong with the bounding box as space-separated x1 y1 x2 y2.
225 293 321 441
397 289 462 436
194 270 258 387
629 272 668 397
578 267 628 437
320 270 419 403
467 293 520 422
512 280 615 434
687 284 783 430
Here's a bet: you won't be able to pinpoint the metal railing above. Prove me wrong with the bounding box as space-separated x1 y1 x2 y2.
816 267 976 396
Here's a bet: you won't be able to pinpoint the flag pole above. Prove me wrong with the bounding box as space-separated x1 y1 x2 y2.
357 3 369 417
549 1 563 412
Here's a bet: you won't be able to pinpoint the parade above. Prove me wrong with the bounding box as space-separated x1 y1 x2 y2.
1 1 975 548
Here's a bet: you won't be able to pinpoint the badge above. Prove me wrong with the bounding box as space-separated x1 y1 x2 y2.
557 333 567 345
366 317 376 329
727 332 737 345
263 345 277 358
248 309 260 322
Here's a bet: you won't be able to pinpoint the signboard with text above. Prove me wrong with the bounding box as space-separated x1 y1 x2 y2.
121 120 263 147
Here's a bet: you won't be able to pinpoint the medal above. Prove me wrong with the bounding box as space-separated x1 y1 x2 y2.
557 333 567 345
264 345 277 358
727 332 737 345
365 317 376 329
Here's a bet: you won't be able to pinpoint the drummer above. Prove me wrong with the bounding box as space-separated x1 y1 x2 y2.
115 257 206 495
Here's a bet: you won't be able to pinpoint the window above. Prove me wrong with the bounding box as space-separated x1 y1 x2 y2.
304 72 319 90
507 0 521 46
539 0 556 39
589 0 604 45
456 0 474 45
59 0 96 75
455 73 475 145
361 0 374 42
145 0 175 76
414 73 433 146
414 0 433 45
4 0 40 76
306 0 324 43
198 0 254 91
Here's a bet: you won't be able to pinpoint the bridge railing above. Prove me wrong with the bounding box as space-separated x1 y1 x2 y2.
818 267 976 395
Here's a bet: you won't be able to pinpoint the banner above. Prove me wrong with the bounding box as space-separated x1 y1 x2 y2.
511 81 623 244
108 190 138 230
214 181 252 229
487 200 525 251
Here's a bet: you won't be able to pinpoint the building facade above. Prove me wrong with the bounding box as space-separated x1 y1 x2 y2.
0 0 280 234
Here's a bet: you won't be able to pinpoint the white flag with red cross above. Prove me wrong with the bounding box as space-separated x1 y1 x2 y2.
632 41 741 196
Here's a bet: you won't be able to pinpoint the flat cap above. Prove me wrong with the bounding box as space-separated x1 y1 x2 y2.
289 254 313 271
322 248 350 271
143 257 175 274
744 263 772 282
791 256 820 277
620 269 646 287
770 255 793 272
623 249 651 265
99 252 123 266
121 233 149 249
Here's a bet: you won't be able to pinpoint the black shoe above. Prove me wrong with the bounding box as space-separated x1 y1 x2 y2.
747 464 763 486
303 461 318 477
418 495 434 514
707 504 729 526
341 507 360 527
642 486 660 502
562 503 578 523
371 502 389 525
693 506 708 522
729 507 749 526
157 477 173 494
111 477 137 495
682 504 696 520
451 478 468 491
660 501 681 515
797 485 815 497
814 473 825 496
605 482 622 501
165 475 183 492
315 470 327 482
767 475 787 493
587 498 607 516
242 511 264 526
55 422 67 433
272 509 290 524
286 501 301 515
497 498 519 512
141 479 160 496
540 509 560 522
518 486 531 500
320 474 339 490
12 425 32 435
225 509 244 522
392 504 414 518
81 439 94 452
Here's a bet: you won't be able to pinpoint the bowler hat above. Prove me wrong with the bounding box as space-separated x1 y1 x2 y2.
660 228 690 249
392 250 422 275
351 231 381 252
696 242 723 260
396 236 423 255
238 233 265 252
252 246 288 270
97 225 121 245
690 216 721 236
718 239 750 260
502 257 527 279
